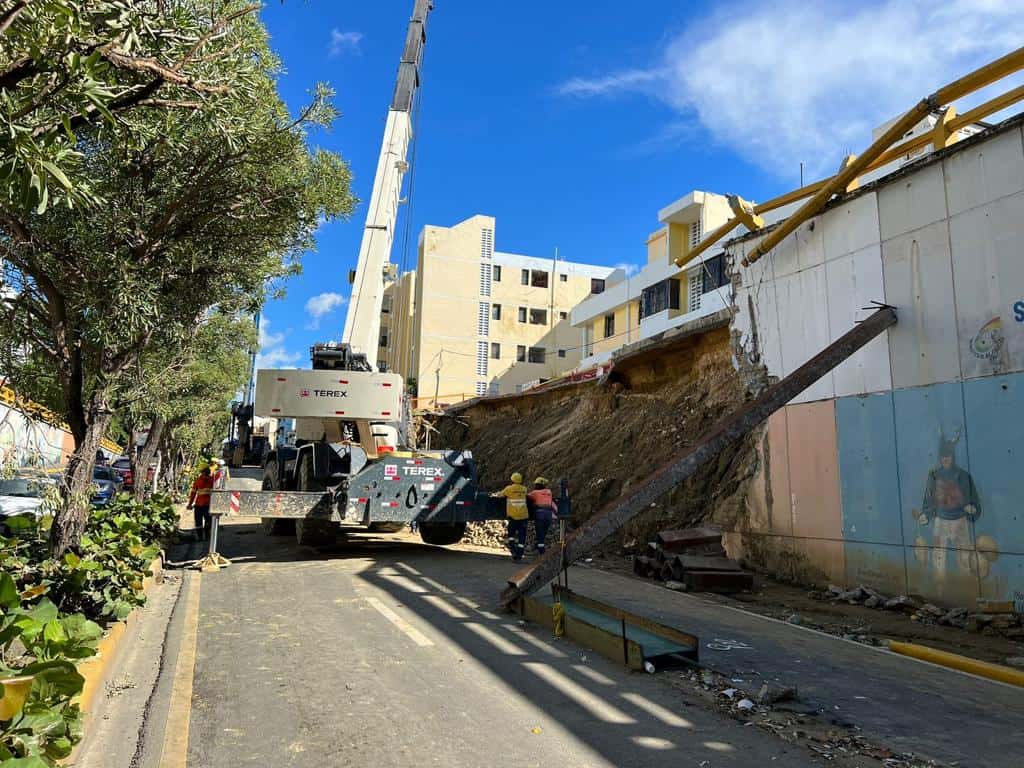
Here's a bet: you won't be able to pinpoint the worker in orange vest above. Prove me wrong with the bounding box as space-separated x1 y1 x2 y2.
527 477 556 555
187 465 215 541
493 472 529 561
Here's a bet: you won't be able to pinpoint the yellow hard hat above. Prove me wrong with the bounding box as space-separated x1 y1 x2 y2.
534 477 549 486
510 472 523 484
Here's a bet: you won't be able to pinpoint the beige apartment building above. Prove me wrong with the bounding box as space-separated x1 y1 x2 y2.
381 215 615 403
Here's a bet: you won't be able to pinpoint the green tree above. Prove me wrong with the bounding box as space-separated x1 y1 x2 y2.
1 0 262 214
0 5 356 554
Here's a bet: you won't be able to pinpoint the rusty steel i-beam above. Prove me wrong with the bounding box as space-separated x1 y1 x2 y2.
502 305 898 606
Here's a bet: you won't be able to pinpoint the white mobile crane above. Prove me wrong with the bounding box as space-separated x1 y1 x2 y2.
215 0 504 547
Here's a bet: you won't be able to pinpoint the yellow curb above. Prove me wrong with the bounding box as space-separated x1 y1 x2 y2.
888 640 1024 688
69 554 165 758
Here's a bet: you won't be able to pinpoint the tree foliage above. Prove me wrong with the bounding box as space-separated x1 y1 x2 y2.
0 1 357 553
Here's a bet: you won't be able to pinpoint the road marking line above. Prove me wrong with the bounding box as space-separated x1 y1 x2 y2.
365 597 434 647
161 573 201 768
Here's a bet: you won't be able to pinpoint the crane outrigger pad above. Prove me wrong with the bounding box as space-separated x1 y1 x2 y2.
518 585 699 671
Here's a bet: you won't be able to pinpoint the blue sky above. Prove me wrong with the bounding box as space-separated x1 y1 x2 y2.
255 0 1024 368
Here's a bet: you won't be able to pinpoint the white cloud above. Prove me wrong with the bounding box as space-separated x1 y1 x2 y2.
556 0 1024 179
255 319 301 370
615 262 640 277
328 29 363 58
304 291 347 331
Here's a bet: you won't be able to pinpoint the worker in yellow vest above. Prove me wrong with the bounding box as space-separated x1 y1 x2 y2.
494 472 529 561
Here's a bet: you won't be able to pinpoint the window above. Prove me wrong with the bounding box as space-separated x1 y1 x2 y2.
604 314 615 338
529 308 547 325
640 278 681 320
559 311 568 320
591 278 606 294
480 228 494 259
493 265 502 281
528 347 546 364
475 381 488 396
491 342 501 359
516 345 526 362
690 220 703 250
492 304 502 320
521 269 529 285
381 297 392 314
379 334 388 347
688 273 702 312
559 273 568 282
478 302 490 336
478 262 492 297
702 253 728 294
557 349 566 358
476 341 488 377
518 306 527 323
530 270 549 288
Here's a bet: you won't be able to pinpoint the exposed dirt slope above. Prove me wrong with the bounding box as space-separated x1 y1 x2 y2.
434 325 760 550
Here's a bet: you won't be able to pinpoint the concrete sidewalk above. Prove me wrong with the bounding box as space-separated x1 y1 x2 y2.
561 566 1023 767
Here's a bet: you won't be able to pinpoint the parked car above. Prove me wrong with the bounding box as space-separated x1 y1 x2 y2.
0 474 57 533
92 466 124 506
111 457 134 489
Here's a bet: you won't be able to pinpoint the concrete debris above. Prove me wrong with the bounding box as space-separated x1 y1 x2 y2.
863 595 882 609
883 595 918 612
664 580 687 591
938 608 969 627
1005 656 1024 669
722 687 738 699
700 671 716 687
757 682 797 705
827 584 845 597
736 698 755 710
840 586 867 603
786 613 802 625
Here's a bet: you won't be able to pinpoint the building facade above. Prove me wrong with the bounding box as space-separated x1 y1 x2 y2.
385 215 615 404
571 191 734 368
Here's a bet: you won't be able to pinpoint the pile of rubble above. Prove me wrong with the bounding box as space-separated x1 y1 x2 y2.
632 526 755 593
811 584 1024 639
463 520 559 552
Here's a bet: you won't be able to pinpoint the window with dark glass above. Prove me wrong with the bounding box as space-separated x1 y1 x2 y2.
521 269 529 285
493 265 502 281
559 273 568 282
702 254 728 294
516 345 526 362
529 308 547 325
492 304 501 320
604 314 615 338
559 311 568 320
491 343 501 359
530 270 549 288
591 278 606 294
518 306 527 323
557 349 566 358
528 347 546 364
640 278 682 320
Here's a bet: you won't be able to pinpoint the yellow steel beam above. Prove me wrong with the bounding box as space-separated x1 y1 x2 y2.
678 45 1024 270
742 98 933 266
950 82 1024 130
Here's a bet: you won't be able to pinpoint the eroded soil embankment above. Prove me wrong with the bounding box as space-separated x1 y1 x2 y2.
434 326 761 549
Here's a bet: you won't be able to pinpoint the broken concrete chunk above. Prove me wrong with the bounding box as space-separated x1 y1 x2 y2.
1006 656 1024 669
863 595 882 609
883 595 918 612
736 698 755 711
787 613 802 625
664 580 687 591
840 586 867 603
758 682 798 705
827 584 845 597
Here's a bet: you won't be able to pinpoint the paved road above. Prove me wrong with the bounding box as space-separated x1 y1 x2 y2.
179 520 815 767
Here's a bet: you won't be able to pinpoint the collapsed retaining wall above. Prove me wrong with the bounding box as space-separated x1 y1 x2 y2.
435 317 762 552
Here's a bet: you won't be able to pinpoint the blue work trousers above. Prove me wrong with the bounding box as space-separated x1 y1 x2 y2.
507 518 528 561
533 507 555 553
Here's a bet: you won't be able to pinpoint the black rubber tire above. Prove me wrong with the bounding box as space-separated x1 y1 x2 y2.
295 452 335 547
419 522 467 546
260 460 295 535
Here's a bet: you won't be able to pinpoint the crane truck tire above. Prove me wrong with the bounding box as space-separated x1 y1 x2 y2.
260 460 295 536
295 451 337 548
418 522 467 546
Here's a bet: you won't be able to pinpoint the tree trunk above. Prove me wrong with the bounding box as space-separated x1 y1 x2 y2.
132 414 165 501
50 408 112 556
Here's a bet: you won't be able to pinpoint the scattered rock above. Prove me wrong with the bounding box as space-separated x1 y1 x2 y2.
757 682 798 705
664 580 687 591
827 584 845 597
966 613 995 632
938 607 969 627
722 688 738 699
701 671 715 687
786 613 802 625
840 586 867 603
919 603 944 617
863 595 882 609
773 699 820 715
883 595 918 612
1004 627 1024 639
736 698 755 711
1005 656 1024 669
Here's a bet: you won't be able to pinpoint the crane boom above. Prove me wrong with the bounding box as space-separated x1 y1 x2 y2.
341 0 432 368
